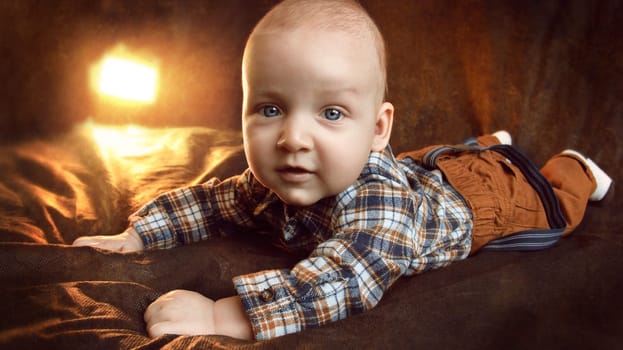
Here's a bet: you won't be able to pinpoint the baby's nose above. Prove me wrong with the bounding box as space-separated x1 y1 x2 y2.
277 115 313 152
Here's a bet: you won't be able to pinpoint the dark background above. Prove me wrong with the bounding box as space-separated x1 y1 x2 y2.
0 0 621 181
0 0 273 139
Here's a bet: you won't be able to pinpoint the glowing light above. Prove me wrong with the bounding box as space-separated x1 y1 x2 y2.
90 124 161 158
84 120 187 160
97 56 158 103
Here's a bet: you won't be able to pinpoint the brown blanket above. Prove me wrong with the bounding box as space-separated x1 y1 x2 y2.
1 0 622 348
0 124 621 349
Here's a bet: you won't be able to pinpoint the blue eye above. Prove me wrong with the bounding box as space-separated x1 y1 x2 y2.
260 105 281 118
322 108 343 121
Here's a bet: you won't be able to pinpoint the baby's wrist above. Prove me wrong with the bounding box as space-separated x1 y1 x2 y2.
213 296 254 340
124 227 145 250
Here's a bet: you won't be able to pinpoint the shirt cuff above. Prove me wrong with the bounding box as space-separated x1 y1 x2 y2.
129 203 177 249
233 269 303 340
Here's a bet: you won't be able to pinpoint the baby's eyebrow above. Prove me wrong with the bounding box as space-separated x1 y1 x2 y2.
322 85 360 93
246 83 366 107
247 89 284 101
317 86 363 101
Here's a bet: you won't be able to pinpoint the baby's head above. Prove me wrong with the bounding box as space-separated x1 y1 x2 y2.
241 0 394 206
246 0 388 102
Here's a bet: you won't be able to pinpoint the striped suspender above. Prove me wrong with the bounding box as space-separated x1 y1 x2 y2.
423 144 566 251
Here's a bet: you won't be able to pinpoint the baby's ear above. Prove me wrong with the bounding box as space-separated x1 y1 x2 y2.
371 102 394 152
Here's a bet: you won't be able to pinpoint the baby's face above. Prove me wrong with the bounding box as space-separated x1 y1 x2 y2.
242 28 391 206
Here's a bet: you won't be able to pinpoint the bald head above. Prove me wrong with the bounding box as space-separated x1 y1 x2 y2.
243 0 387 101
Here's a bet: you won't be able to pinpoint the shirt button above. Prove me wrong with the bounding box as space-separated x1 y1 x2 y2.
285 219 296 231
260 288 275 302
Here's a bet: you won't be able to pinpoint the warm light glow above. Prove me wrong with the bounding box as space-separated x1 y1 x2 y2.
90 123 159 157
84 120 187 159
97 56 158 103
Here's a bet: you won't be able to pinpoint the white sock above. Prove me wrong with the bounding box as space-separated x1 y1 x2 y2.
561 150 613 201
492 130 512 145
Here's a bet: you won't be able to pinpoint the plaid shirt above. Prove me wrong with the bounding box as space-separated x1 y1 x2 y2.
130 147 472 340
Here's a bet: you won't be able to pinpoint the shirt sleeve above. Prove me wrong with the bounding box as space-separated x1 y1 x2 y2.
130 170 260 249
233 178 419 340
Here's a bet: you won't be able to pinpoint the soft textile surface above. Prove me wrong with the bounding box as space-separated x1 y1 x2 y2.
0 124 621 349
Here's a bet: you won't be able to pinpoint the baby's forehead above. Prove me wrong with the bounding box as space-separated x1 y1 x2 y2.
245 0 387 101
251 0 381 49
248 28 380 75
250 26 374 55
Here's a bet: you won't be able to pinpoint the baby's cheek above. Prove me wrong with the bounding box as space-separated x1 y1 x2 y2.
326 156 368 191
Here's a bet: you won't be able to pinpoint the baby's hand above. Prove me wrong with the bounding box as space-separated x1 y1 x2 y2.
144 290 216 337
144 291 253 340
72 229 144 252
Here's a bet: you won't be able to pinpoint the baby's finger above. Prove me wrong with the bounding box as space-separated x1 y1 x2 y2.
143 301 158 324
147 320 208 338
72 236 101 247
143 297 168 324
146 321 171 338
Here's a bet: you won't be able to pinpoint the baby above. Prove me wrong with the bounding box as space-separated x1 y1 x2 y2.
73 0 613 341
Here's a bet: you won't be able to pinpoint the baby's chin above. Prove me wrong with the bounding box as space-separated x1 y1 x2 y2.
275 191 325 207
254 170 352 207
273 185 344 207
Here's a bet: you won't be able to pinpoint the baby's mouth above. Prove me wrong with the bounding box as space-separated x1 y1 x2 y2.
277 166 313 182
280 166 308 173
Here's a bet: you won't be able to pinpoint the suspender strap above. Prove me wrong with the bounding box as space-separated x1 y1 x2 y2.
481 228 565 251
423 144 567 251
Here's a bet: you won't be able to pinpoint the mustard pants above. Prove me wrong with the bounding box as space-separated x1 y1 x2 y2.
399 135 596 253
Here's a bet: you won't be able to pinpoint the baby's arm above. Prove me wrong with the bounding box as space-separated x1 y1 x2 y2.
144 291 253 340
72 174 254 252
72 228 144 252
74 231 252 338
